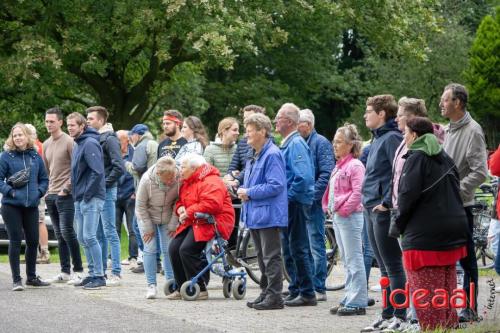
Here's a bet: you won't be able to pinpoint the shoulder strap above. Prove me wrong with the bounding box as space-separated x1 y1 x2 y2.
421 163 456 194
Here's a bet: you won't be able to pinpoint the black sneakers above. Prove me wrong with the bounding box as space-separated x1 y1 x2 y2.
74 276 93 287
26 276 51 287
246 294 266 308
337 306 366 316
12 280 24 291
83 276 106 290
253 296 284 310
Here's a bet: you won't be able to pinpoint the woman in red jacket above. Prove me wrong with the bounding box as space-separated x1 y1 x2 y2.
167 153 235 300
489 145 500 275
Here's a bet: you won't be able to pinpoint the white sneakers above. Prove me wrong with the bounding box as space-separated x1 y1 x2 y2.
146 284 157 299
48 272 70 283
106 274 122 287
67 273 84 285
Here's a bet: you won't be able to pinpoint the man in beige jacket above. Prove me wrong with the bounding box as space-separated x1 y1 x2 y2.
135 156 179 299
441 83 488 322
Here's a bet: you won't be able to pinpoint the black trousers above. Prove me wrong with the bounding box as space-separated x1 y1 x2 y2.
46 194 83 274
365 209 407 320
250 227 283 298
115 197 138 259
460 206 479 311
169 227 208 291
1 204 39 283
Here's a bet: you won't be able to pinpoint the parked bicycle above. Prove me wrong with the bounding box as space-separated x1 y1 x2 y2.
227 204 340 286
472 182 497 268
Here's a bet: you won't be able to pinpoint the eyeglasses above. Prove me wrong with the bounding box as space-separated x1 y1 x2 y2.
273 116 289 124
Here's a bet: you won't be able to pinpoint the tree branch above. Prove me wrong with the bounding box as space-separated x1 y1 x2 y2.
55 94 93 107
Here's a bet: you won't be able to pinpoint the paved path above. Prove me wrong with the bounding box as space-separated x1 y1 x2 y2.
0 263 499 332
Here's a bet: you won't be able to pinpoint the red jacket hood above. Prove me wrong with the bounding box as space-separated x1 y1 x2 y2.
183 164 220 185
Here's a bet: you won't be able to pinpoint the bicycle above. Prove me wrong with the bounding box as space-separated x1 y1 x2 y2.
228 203 339 287
472 183 497 268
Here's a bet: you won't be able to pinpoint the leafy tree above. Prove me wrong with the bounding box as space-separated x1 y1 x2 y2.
1 0 442 139
464 6 500 148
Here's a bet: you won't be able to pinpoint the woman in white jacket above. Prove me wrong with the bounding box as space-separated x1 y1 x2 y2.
135 156 179 299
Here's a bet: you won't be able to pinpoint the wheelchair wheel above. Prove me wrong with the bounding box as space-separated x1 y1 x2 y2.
222 278 232 298
232 279 246 300
163 279 177 296
180 281 200 301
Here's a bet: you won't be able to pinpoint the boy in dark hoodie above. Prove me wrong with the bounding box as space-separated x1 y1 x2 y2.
67 112 106 290
360 95 406 333
86 106 124 286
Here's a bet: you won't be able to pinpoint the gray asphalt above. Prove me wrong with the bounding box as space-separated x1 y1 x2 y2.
0 263 499 333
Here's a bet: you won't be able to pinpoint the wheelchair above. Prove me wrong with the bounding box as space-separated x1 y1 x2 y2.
163 212 247 301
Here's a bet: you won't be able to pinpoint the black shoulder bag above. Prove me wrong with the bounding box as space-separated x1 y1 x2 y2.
7 156 32 188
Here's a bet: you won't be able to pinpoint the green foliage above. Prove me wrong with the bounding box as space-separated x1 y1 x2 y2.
0 0 492 142
464 7 500 147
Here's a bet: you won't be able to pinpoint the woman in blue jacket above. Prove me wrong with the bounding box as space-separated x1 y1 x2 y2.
237 113 288 311
0 123 49 291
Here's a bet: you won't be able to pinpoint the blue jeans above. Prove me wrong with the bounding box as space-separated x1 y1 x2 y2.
362 216 374 283
333 212 368 308
98 187 121 276
282 201 315 298
143 224 174 285
495 237 500 275
133 216 144 251
306 201 327 294
75 198 105 277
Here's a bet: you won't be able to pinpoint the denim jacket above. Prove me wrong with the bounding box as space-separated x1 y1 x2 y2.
322 154 364 217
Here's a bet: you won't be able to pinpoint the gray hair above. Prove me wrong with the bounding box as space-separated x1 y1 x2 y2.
335 123 363 158
444 83 468 110
116 130 129 139
299 109 315 128
279 103 300 124
156 156 178 175
180 153 206 169
244 113 272 137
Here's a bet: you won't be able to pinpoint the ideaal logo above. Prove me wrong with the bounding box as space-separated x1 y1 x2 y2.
379 277 475 310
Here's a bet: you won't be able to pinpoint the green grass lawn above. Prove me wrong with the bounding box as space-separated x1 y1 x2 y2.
0 226 131 264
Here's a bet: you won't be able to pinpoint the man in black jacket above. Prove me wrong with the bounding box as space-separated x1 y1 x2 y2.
86 106 124 286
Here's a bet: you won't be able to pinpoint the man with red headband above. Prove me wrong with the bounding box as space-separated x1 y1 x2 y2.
158 110 187 159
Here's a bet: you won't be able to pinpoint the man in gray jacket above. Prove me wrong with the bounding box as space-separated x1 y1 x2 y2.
125 124 159 273
441 83 488 322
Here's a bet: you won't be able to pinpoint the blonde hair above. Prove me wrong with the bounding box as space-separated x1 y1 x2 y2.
156 156 178 175
5 123 35 151
398 97 427 117
217 117 239 139
335 123 363 158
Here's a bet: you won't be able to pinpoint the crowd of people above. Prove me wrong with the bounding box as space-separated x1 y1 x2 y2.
0 82 498 332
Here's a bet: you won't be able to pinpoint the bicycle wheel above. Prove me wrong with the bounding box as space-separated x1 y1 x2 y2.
325 225 344 291
325 227 338 277
240 231 262 284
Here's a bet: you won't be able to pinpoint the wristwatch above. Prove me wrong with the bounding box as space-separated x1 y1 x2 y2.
62 188 70 195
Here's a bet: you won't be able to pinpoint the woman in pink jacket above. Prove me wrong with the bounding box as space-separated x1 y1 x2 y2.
322 123 367 316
